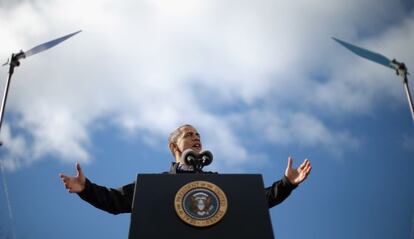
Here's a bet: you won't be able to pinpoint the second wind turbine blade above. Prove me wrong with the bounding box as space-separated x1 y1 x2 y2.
332 37 394 69
23 30 82 58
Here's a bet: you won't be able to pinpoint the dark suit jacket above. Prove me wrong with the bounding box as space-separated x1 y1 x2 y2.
78 162 297 214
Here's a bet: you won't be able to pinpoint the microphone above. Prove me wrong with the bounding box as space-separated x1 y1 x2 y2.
199 150 213 166
180 149 214 170
181 149 198 166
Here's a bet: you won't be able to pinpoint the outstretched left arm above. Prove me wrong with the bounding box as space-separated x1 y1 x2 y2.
265 156 312 208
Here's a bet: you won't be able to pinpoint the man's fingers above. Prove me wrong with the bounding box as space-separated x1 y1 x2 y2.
303 164 312 178
287 156 293 170
300 159 310 170
302 161 310 171
63 182 77 193
60 173 74 187
76 162 83 177
306 165 312 174
305 160 311 171
76 162 81 172
60 173 69 182
61 177 70 187
301 163 307 171
299 161 307 170
299 160 311 182
60 170 81 193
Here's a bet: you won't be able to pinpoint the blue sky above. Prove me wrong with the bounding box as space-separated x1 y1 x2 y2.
0 0 414 238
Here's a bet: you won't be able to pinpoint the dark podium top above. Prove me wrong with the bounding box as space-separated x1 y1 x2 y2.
129 174 274 239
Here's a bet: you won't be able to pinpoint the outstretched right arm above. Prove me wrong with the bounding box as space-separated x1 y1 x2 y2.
59 163 134 215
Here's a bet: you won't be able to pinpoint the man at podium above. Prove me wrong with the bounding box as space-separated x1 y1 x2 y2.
60 124 311 214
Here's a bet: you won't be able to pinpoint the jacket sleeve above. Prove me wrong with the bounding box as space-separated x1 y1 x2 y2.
265 175 298 208
77 178 135 215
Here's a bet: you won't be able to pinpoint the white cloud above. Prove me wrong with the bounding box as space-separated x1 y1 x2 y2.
0 124 29 170
19 103 90 162
0 0 412 171
231 109 360 158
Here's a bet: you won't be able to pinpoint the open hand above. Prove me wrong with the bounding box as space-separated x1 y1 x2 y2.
284 157 312 185
59 162 86 193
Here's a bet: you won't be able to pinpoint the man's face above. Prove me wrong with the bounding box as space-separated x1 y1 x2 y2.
175 126 202 155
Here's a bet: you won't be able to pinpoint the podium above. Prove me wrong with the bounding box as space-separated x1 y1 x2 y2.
128 174 275 239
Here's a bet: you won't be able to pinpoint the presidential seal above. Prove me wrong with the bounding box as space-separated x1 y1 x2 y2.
174 181 228 227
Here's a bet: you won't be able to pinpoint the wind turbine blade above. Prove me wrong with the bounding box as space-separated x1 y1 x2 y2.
23 30 82 58
332 37 394 69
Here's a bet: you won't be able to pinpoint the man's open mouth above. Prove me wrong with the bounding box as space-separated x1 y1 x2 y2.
192 143 201 149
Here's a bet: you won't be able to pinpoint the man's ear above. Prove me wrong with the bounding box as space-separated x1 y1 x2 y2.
169 143 177 155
